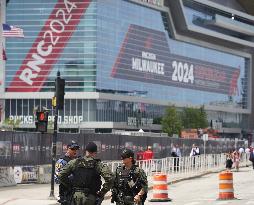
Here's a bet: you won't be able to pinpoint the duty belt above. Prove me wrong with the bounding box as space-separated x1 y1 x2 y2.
73 187 90 195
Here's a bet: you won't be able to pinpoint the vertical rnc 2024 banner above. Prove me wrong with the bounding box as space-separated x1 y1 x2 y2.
7 0 91 92
111 24 240 96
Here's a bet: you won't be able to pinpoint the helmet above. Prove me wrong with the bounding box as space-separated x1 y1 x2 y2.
85 142 97 153
121 149 134 159
67 141 80 150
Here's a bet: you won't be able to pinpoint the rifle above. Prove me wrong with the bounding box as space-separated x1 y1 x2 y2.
95 196 104 205
129 168 147 204
111 190 125 204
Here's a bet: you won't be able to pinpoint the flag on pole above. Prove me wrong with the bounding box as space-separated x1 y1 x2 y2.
2 23 24 38
2 46 7 60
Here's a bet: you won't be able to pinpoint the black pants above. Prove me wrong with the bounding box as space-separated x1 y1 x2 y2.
173 157 179 171
59 184 72 205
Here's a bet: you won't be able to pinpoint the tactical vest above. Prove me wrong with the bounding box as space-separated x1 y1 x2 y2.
115 165 147 204
61 155 72 163
72 158 101 195
116 165 139 196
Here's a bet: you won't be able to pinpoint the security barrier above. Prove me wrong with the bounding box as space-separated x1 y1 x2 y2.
1 152 251 186
0 167 16 187
106 153 251 179
218 171 235 200
149 173 171 202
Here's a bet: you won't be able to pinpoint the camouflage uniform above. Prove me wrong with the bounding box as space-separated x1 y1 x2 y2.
55 141 80 205
112 149 148 205
59 156 114 205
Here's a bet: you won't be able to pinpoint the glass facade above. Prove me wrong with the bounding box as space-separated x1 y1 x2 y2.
3 0 251 129
96 0 249 110
6 0 97 92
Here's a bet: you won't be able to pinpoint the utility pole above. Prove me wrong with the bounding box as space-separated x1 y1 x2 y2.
49 71 65 198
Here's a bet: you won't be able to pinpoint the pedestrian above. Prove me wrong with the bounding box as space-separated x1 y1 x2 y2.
249 147 254 169
55 140 80 205
136 148 144 161
171 144 181 171
190 144 200 167
233 150 240 171
143 146 154 160
245 147 250 154
238 147 244 160
225 151 233 170
111 149 148 205
190 144 200 157
58 142 114 205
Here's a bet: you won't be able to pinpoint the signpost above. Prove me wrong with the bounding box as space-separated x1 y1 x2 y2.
202 134 209 155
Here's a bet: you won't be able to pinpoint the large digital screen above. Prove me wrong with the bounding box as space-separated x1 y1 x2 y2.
111 24 240 96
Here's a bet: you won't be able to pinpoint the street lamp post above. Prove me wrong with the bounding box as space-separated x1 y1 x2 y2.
49 71 65 198
49 99 59 198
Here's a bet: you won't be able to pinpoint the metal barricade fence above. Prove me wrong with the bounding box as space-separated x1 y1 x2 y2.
104 153 251 179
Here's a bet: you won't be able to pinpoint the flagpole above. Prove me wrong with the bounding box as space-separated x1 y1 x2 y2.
0 0 6 124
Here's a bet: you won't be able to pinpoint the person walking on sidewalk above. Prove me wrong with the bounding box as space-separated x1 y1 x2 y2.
249 147 254 169
111 149 148 205
143 146 154 161
233 150 240 171
225 151 233 170
59 142 114 205
55 141 80 205
190 144 200 167
171 144 181 171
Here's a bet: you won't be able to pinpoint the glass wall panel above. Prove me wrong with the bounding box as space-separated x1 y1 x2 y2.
96 0 249 111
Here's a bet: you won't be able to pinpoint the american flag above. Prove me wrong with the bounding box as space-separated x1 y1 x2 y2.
2 24 24 38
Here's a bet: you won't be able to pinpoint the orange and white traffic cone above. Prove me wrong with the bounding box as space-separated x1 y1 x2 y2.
218 171 236 200
149 173 172 202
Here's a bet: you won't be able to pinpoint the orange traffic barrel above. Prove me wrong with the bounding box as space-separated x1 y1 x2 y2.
149 173 172 202
218 171 235 200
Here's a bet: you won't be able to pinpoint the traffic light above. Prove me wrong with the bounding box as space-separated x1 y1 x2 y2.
55 77 65 110
35 111 48 133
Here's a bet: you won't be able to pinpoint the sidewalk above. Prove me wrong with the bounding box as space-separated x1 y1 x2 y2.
0 184 59 205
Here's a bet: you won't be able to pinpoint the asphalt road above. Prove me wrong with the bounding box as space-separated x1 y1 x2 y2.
102 166 254 205
0 166 253 205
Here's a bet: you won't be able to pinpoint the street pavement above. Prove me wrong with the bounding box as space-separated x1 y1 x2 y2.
141 166 254 205
0 166 253 205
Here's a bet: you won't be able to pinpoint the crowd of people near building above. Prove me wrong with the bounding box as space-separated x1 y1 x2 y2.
53 138 254 205
225 146 254 171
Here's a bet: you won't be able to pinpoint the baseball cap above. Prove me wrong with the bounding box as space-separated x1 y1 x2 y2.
85 142 97 153
67 141 80 150
121 149 134 159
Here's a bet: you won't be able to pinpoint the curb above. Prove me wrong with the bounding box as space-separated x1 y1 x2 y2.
104 169 221 200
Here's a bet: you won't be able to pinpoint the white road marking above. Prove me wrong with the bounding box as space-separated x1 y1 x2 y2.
246 201 254 204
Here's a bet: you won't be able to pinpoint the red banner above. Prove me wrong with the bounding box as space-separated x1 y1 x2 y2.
7 0 91 92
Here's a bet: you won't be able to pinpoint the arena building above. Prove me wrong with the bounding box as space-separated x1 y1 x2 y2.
0 0 254 138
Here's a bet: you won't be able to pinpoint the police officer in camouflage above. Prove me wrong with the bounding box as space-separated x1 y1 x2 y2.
111 149 148 205
58 142 114 205
55 141 80 205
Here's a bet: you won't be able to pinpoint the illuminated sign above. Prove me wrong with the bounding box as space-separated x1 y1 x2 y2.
111 24 240 95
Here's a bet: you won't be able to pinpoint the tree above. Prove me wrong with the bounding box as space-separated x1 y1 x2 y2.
199 105 208 128
1 118 21 131
161 105 182 137
181 106 208 129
